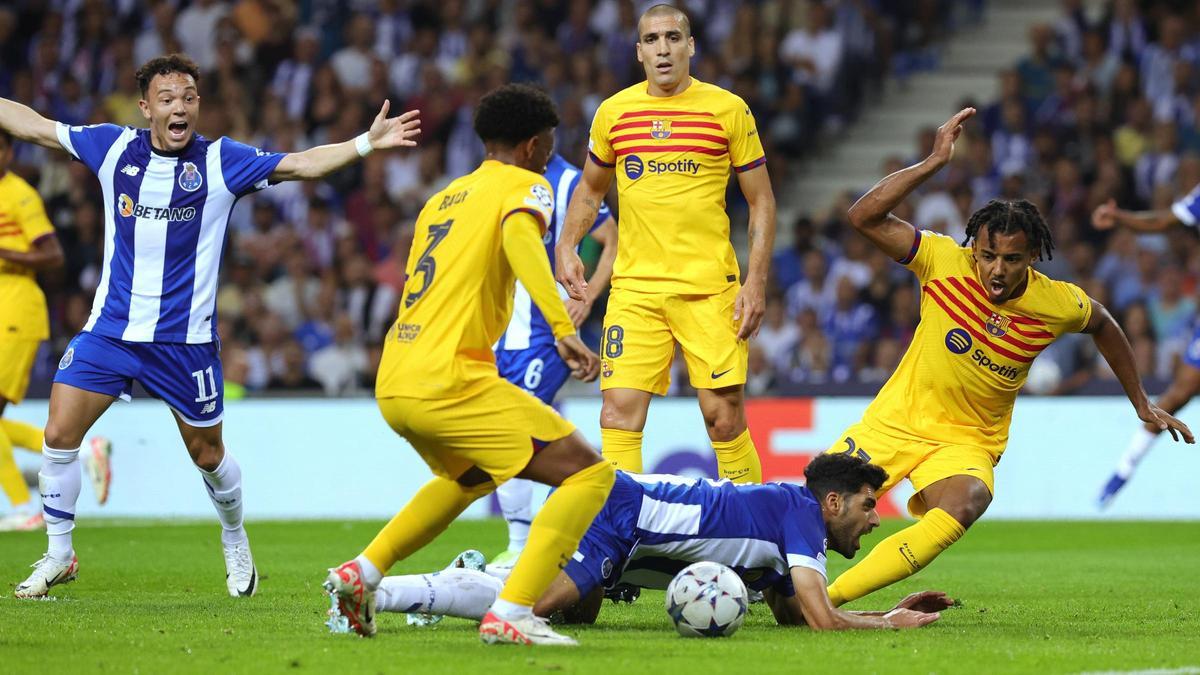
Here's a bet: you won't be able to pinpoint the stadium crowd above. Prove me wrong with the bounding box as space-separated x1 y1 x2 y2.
3 0 1196 397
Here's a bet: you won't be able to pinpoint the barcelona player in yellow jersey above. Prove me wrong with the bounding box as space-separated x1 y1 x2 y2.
823 107 1194 607
557 4 777 484
325 84 614 646
0 129 67 531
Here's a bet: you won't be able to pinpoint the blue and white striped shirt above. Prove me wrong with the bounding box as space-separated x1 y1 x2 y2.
57 123 284 343
619 473 829 595
496 153 611 351
1173 183 1200 227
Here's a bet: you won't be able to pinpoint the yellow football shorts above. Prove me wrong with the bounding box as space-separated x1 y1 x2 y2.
600 285 747 394
377 377 576 485
824 421 998 518
0 339 39 404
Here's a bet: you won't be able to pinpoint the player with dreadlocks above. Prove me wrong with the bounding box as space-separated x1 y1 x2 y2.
816 108 1193 608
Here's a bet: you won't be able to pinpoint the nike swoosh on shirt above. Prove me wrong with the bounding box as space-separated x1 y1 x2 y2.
711 368 734 379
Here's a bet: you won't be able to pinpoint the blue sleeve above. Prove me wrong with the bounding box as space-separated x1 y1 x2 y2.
779 494 829 580
1172 184 1200 227
218 137 287 197
56 122 126 174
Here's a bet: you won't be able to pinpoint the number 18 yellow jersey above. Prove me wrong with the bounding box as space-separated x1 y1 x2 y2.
375 160 568 399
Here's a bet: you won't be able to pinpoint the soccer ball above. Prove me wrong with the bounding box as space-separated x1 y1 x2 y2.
664 562 748 638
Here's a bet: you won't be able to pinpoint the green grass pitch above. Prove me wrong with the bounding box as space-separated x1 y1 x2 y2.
2 519 1198 674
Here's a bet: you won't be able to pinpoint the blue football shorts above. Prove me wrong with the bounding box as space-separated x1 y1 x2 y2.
55 331 224 427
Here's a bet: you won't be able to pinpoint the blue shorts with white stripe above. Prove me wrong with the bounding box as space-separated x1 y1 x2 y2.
54 331 224 427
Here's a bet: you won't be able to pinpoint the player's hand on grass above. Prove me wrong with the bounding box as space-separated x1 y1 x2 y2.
1091 199 1118 230
556 246 588 301
367 100 421 150
927 107 975 168
734 279 766 340
883 607 941 628
1139 403 1194 443
557 334 600 382
893 591 955 614
566 297 592 328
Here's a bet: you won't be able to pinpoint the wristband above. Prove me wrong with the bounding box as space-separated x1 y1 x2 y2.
355 132 374 157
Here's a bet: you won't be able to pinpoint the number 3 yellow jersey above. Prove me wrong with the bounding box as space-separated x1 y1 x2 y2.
588 78 766 294
376 160 568 399
862 231 1092 455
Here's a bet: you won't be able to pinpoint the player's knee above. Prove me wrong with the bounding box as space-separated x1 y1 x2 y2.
187 436 225 471
702 406 744 442
944 485 991 527
43 421 83 450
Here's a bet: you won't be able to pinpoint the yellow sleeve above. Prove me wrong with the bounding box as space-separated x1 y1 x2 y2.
587 100 615 168
17 185 54 242
1047 280 1093 335
726 95 766 173
501 210 574 340
902 229 961 282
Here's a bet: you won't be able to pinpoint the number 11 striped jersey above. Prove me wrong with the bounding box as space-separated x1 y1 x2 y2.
376 160 562 399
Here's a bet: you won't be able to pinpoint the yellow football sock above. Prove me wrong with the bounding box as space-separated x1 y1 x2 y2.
600 428 643 473
827 507 965 606
499 460 615 606
712 429 761 483
0 417 43 449
0 426 32 507
0 419 44 452
361 476 489 574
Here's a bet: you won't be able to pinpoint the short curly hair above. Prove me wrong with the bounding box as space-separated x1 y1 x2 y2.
803 453 888 501
473 84 559 147
135 54 201 97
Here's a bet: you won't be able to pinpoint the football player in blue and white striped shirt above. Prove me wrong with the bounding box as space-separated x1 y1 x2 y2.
0 54 420 599
368 454 951 631
491 152 616 566
1092 183 1200 508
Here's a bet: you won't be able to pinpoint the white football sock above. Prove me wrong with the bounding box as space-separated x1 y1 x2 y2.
496 478 533 552
1116 427 1158 479
198 452 246 546
489 597 533 620
40 443 82 561
376 568 502 619
353 554 383 590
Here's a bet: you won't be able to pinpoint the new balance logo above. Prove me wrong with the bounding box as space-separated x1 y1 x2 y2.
200 401 217 415
120 164 140 176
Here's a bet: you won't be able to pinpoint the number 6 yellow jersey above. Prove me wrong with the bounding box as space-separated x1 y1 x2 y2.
376 160 572 399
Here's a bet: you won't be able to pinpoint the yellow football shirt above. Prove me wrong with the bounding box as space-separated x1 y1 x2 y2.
0 171 54 340
862 231 1092 455
588 78 766 295
376 160 572 399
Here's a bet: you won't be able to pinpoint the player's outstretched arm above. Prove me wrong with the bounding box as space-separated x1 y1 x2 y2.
1084 299 1195 444
0 97 65 150
734 165 777 339
556 159 614 301
270 100 419 181
773 567 942 630
565 215 617 327
848 107 975 261
1091 198 1182 233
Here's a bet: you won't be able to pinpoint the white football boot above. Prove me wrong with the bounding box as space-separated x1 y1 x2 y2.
0 511 44 531
223 539 258 597
14 553 78 598
85 437 113 506
479 610 579 646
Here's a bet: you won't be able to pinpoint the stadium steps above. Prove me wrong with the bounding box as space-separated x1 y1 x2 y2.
778 0 1063 239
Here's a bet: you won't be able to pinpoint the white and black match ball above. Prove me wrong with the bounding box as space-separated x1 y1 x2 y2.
664 561 748 638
